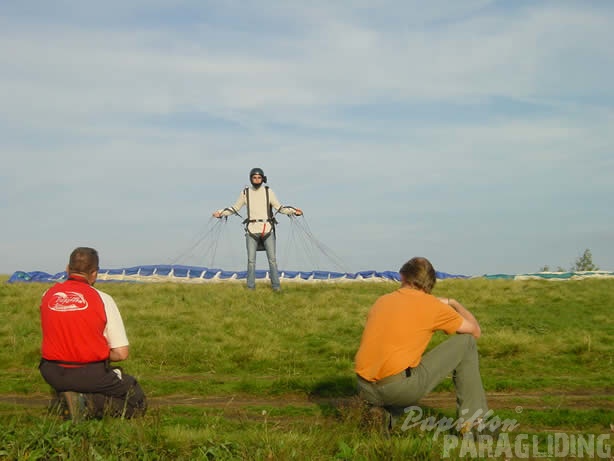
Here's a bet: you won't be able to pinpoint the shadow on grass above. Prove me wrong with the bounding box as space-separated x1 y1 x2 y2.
306 375 357 418
309 375 358 398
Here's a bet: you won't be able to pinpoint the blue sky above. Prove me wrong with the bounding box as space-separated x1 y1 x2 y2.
1 0 613 276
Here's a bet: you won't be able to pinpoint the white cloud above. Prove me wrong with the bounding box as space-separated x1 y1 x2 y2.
1 1 613 275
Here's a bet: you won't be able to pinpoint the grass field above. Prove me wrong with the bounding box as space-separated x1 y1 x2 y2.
0 277 612 460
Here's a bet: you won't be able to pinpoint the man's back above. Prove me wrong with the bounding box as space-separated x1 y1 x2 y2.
355 287 462 381
40 277 109 363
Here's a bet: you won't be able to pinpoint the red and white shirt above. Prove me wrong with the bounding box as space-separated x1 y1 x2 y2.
40 275 129 363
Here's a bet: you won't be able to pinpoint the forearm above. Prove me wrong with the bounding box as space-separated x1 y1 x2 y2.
217 207 238 217
446 298 482 338
450 299 477 322
109 346 129 362
277 205 300 215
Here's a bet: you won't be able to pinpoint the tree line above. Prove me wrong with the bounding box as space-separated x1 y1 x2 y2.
540 248 599 272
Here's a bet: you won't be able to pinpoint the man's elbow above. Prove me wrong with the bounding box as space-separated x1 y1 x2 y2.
118 349 130 361
468 321 482 339
456 320 481 339
110 346 130 362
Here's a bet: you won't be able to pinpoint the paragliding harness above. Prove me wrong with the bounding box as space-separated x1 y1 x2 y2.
242 186 278 251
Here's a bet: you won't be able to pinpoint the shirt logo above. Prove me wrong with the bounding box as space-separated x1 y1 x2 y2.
47 291 88 311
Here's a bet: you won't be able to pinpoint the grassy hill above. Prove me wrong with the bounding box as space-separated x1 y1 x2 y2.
1 279 612 459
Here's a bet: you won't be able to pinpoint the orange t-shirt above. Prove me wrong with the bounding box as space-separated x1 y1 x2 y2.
354 287 463 382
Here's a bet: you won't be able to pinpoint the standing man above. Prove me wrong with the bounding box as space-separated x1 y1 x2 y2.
213 167 303 291
354 256 489 434
39 247 147 419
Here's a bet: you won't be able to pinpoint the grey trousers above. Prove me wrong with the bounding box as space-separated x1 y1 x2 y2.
357 334 488 425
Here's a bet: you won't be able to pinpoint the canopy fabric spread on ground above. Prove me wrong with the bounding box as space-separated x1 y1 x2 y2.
7 266 614 283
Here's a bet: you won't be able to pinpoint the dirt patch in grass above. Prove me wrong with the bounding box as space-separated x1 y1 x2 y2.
2 390 612 433
1 389 611 411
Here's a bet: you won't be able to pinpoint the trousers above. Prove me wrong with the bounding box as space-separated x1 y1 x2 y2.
246 232 280 289
39 359 147 418
356 334 488 426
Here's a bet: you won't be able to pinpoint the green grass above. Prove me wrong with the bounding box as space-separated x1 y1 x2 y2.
0 279 612 459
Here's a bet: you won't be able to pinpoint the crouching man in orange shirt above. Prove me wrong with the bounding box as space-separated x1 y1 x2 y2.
354 256 488 434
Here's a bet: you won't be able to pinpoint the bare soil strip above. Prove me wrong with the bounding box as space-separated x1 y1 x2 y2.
1 390 611 411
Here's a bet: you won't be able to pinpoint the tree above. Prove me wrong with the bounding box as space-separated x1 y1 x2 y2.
539 264 566 272
570 248 599 272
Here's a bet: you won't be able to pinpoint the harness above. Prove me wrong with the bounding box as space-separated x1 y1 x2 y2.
242 186 278 251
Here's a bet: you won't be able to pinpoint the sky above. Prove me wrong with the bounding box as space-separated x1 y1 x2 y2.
1 0 613 277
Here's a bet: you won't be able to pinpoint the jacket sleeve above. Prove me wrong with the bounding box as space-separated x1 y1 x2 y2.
269 189 298 216
100 291 129 349
216 189 247 217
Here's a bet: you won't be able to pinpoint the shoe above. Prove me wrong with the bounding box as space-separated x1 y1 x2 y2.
59 391 92 422
48 392 71 420
272 287 281 292
362 404 391 436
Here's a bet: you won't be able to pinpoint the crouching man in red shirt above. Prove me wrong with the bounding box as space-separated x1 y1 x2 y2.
39 247 146 419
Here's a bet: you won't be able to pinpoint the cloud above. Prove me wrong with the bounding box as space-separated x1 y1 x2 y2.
1 1 613 274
